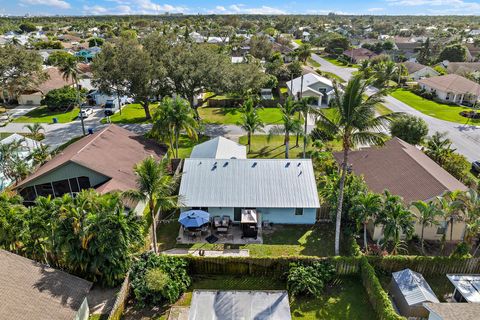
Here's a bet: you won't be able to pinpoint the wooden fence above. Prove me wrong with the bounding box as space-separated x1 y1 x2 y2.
185 256 361 277
368 256 480 276
107 272 130 320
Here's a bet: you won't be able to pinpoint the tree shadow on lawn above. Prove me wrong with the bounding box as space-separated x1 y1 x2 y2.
214 107 240 116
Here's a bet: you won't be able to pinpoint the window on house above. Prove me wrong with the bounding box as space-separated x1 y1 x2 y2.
69 178 80 193
35 183 54 197
52 179 71 197
295 208 304 216
234 208 242 221
436 221 447 235
77 176 91 190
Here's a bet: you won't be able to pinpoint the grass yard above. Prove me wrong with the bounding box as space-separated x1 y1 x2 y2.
308 57 321 68
14 106 80 123
100 103 158 124
375 103 393 115
320 55 348 67
173 135 210 159
0 132 13 139
294 39 303 45
199 107 293 125
317 70 345 83
172 275 375 320
391 89 480 125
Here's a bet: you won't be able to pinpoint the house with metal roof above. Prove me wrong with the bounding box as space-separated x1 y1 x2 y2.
390 268 440 318
178 158 320 225
190 137 247 159
447 274 480 303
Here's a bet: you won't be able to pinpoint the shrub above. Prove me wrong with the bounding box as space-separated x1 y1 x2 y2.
43 86 78 111
130 252 191 307
287 261 336 297
390 114 429 145
450 242 472 258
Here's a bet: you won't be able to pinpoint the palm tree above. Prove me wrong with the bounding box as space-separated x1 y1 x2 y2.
425 132 455 165
457 189 480 244
296 43 312 64
23 123 44 147
56 58 85 136
377 191 415 255
239 98 265 153
410 201 440 254
269 97 302 158
316 76 398 255
295 96 318 158
351 192 382 252
125 157 179 254
151 97 198 158
434 191 463 248
31 144 50 167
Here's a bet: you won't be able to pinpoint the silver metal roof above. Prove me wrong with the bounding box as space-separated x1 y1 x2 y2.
447 274 480 303
179 158 320 208
188 290 292 320
190 137 247 159
393 269 439 306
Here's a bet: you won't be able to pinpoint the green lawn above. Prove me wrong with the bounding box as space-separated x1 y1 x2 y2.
14 106 80 123
391 89 480 124
0 132 13 139
100 103 158 124
199 107 292 125
308 57 321 68
294 39 303 45
317 70 345 83
375 103 393 115
173 135 210 159
173 275 375 320
321 55 348 67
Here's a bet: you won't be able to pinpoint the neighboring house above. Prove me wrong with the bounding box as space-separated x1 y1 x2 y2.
333 138 468 241
18 66 74 105
15 125 166 214
272 42 294 62
286 73 335 107
179 139 320 225
424 303 480 320
231 56 245 64
74 46 101 62
394 37 422 60
302 31 310 42
390 269 439 318
403 61 440 80
446 62 480 76
446 274 480 303
190 137 247 159
0 249 92 320
0 133 41 190
343 48 377 63
188 290 291 320
418 74 480 105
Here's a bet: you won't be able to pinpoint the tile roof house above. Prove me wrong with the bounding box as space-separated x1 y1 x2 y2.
286 73 335 107
418 74 480 105
446 62 480 76
333 137 467 241
15 125 166 211
343 47 377 63
0 249 92 320
402 61 439 80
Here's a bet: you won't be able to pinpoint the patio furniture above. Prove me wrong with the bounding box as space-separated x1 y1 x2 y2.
221 216 231 227
241 209 258 239
213 216 222 228
216 227 228 233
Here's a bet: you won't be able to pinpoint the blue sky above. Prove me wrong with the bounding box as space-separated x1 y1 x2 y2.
3 0 480 16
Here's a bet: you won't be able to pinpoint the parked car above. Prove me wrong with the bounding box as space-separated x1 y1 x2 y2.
472 161 480 173
79 107 93 119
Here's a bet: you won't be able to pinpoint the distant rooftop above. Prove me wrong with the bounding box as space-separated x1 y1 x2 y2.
447 274 480 303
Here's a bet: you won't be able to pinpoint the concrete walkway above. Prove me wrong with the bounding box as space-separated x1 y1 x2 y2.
162 248 250 257
168 307 189 320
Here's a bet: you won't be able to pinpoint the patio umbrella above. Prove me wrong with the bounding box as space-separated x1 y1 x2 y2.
178 210 210 228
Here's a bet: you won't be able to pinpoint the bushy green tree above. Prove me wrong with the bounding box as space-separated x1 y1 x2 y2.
287 262 336 297
42 86 78 111
390 115 429 145
439 44 467 62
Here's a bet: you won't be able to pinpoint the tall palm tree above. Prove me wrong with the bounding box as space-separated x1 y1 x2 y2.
295 96 318 158
316 76 398 255
56 58 85 135
31 144 50 167
296 43 312 64
434 191 463 247
377 191 415 255
23 123 44 147
269 97 302 158
457 189 480 244
125 157 179 253
410 200 440 254
239 98 264 153
151 97 198 158
425 132 455 165
351 192 382 252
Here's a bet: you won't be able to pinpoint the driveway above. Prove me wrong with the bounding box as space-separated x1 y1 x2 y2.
309 53 357 82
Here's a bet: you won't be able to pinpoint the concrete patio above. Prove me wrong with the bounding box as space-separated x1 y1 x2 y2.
176 224 263 245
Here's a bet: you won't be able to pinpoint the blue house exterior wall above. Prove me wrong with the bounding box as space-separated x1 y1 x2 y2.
181 207 317 224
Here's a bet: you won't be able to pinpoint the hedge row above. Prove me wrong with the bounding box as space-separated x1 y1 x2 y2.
360 257 406 320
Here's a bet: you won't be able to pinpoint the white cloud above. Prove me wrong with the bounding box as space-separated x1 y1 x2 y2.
208 4 285 15
215 6 226 12
386 0 480 10
368 7 385 12
83 5 108 15
21 0 70 9
135 0 188 13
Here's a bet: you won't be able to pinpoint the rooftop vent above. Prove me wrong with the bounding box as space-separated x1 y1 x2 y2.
223 162 229 167
252 162 257 168
285 162 290 168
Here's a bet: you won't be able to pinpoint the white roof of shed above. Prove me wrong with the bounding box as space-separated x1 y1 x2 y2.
392 269 439 306
179 158 320 208
447 274 480 303
1 133 40 154
190 137 247 159
188 290 291 320
286 73 333 98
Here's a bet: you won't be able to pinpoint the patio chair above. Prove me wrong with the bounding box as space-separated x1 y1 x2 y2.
221 215 231 227
213 216 222 228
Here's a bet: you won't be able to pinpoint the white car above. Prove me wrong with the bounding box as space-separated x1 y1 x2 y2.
78 107 93 119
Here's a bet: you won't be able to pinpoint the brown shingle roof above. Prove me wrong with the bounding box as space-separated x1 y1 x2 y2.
403 61 428 74
446 62 480 75
418 74 480 96
37 67 74 94
333 138 467 203
424 303 480 320
0 249 92 320
16 124 166 193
